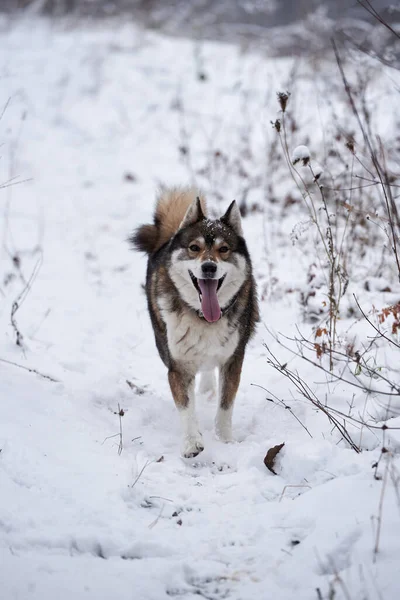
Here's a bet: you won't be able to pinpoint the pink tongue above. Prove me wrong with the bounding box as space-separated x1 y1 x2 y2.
198 279 221 323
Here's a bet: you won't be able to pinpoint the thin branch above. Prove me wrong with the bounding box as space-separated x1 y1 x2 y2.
10 255 42 349
357 0 400 41
117 403 123 455
0 177 33 191
251 382 313 438
332 39 400 280
0 97 11 122
264 341 361 452
268 330 399 398
279 484 312 502
131 460 154 488
373 451 390 561
0 357 59 383
353 295 400 351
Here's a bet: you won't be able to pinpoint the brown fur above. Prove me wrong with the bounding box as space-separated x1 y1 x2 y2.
131 187 207 255
149 268 167 332
168 369 193 409
133 224 159 254
220 353 244 410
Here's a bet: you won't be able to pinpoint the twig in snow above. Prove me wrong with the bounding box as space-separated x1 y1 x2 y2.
102 404 125 455
251 382 312 438
373 449 390 562
148 505 165 530
116 404 124 455
0 176 33 190
279 484 311 502
264 337 361 453
10 255 43 350
0 97 11 122
101 433 121 445
11 301 24 349
373 397 393 562
131 460 154 488
0 357 59 383
148 495 173 502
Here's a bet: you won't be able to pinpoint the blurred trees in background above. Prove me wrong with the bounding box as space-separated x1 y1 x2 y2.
1 0 393 23
1 1 399 62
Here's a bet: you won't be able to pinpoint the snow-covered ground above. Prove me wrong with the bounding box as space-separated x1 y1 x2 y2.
1 15 400 600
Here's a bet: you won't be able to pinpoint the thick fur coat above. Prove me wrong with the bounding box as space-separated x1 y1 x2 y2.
130 186 258 457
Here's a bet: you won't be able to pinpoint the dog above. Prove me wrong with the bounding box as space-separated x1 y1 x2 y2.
130 187 258 457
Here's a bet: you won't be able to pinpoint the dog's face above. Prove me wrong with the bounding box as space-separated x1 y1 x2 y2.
168 199 249 322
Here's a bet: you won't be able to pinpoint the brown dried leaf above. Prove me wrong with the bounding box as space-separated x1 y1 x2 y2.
315 327 328 338
264 442 285 475
314 343 323 359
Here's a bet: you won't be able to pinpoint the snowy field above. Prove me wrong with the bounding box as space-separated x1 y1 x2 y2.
1 15 400 600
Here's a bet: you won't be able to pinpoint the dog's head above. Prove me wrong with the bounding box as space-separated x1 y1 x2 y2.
168 198 249 322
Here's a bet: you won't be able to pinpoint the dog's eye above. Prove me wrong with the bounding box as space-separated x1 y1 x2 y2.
219 246 229 254
189 244 200 252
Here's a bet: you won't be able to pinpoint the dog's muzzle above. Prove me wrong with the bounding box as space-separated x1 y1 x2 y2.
189 269 226 323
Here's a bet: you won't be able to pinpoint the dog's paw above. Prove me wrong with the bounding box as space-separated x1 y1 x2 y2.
182 434 205 458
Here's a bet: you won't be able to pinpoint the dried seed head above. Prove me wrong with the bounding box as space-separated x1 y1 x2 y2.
312 163 324 182
277 91 290 112
345 138 355 153
271 119 281 133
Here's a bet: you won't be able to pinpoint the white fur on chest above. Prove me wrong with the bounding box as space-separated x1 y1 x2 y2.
159 299 239 371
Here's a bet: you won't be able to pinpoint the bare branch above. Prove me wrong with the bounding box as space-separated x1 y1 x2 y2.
0 357 59 383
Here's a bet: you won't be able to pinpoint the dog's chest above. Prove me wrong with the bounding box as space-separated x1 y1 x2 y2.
160 304 239 370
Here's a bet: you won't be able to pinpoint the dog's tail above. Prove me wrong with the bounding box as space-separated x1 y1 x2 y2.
130 186 207 255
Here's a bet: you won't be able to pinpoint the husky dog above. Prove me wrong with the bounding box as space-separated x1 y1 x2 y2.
130 187 258 457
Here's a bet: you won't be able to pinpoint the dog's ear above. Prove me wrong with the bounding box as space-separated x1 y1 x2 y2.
221 200 243 236
179 197 205 230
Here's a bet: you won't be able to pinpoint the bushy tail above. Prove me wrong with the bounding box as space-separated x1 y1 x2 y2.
129 186 207 255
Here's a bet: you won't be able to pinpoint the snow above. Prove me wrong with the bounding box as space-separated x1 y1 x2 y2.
311 162 324 181
292 144 310 165
1 14 400 600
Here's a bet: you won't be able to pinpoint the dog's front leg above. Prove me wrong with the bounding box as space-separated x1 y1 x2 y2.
215 352 244 442
168 367 204 458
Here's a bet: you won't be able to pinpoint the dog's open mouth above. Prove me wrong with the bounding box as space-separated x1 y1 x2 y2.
189 271 226 323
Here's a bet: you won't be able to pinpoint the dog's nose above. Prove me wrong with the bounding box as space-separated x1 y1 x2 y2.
201 261 217 278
